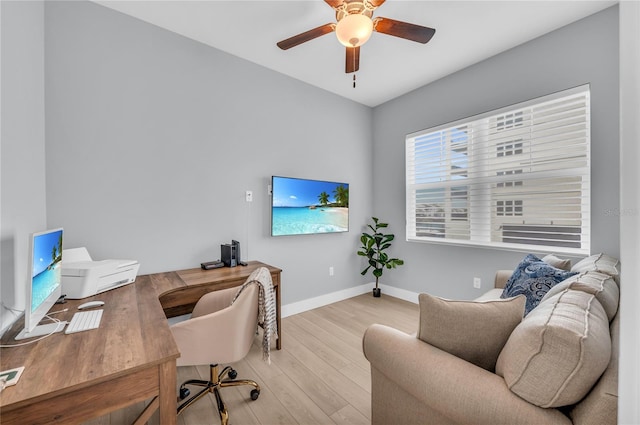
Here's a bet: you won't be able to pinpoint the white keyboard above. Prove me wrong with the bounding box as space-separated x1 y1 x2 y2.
65 310 103 334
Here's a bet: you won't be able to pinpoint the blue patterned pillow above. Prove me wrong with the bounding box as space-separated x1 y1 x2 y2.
501 254 577 316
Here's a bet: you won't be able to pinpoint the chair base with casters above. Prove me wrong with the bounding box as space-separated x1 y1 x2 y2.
177 363 260 424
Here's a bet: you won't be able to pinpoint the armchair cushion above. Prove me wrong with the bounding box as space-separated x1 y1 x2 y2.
417 293 525 371
501 253 577 315
496 289 611 408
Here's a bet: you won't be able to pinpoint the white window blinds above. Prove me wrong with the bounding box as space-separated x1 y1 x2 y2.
406 85 590 254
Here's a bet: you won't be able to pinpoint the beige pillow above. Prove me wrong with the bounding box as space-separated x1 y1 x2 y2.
542 271 619 321
417 293 525 371
542 254 572 271
496 289 611 408
571 253 620 282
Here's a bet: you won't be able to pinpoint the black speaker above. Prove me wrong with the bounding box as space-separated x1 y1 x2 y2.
232 240 248 266
221 244 237 267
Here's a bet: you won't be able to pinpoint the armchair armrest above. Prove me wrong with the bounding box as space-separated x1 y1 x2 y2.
363 324 571 425
494 270 513 289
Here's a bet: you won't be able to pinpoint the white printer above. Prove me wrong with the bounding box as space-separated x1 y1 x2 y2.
61 247 140 299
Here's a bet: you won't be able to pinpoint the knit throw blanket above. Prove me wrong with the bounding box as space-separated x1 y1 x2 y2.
232 267 278 364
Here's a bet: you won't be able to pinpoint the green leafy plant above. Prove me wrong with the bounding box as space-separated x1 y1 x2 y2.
357 217 404 296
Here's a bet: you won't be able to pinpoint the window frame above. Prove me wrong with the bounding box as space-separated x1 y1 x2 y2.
405 85 591 255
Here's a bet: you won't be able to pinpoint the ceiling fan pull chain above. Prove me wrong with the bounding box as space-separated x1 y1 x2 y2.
353 74 356 88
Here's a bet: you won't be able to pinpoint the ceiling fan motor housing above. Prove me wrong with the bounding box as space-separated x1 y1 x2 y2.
335 1 375 21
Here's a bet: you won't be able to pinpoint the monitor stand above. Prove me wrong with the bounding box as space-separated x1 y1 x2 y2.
15 321 66 341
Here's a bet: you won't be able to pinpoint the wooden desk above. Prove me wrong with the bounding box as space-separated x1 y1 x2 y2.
147 261 282 350
0 260 281 424
0 277 180 425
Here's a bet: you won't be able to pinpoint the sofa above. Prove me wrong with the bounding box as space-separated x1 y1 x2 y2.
363 254 620 425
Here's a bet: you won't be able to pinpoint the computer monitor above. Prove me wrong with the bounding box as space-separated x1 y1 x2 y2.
15 228 65 340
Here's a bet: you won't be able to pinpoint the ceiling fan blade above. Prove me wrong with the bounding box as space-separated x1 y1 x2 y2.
373 17 436 44
324 0 344 8
368 0 386 7
277 23 336 50
345 46 360 73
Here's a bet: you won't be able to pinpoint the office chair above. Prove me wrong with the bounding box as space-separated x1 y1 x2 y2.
170 282 261 425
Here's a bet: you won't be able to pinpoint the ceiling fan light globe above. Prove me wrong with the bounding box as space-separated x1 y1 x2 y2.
335 14 373 47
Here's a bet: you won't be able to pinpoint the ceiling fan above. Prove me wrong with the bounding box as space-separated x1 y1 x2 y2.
276 0 436 74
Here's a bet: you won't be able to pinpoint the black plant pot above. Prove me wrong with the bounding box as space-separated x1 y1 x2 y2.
372 288 381 298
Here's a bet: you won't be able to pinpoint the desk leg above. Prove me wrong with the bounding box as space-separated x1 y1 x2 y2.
275 284 282 350
159 359 177 425
133 360 176 425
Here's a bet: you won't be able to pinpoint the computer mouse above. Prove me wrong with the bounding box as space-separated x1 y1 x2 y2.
77 300 105 310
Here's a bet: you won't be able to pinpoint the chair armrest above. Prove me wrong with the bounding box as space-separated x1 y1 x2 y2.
362 324 571 425
494 270 513 289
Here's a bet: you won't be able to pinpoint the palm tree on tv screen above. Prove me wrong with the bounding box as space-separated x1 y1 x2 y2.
318 191 330 206
333 185 349 207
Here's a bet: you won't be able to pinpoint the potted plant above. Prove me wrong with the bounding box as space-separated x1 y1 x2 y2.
357 217 404 297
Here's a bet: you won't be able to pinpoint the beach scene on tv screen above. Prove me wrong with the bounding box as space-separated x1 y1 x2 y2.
272 177 349 236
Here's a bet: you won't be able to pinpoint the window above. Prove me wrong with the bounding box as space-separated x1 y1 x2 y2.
496 200 523 217
406 85 590 254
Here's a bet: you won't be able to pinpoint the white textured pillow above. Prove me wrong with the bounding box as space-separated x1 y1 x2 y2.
418 293 525 371
496 289 611 408
571 253 620 282
542 271 619 321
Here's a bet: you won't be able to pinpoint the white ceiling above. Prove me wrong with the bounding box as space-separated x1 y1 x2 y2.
94 0 616 107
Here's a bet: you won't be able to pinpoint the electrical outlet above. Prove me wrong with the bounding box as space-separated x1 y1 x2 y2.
473 277 481 289
245 190 253 202
329 266 334 276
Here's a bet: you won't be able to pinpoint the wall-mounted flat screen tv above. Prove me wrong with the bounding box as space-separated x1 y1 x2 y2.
271 176 349 236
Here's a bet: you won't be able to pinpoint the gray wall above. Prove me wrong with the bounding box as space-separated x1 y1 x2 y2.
372 6 620 300
44 1 373 307
0 0 48 333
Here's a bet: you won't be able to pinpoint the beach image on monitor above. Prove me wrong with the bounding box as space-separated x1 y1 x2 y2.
272 176 349 236
31 229 63 312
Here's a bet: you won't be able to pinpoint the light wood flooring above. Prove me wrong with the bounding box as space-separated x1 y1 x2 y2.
84 293 419 425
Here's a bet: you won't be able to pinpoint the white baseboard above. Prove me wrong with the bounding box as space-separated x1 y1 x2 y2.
281 282 420 318
281 283 371 318
377 284 420 304
164 283 421 324
167 313 191 326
